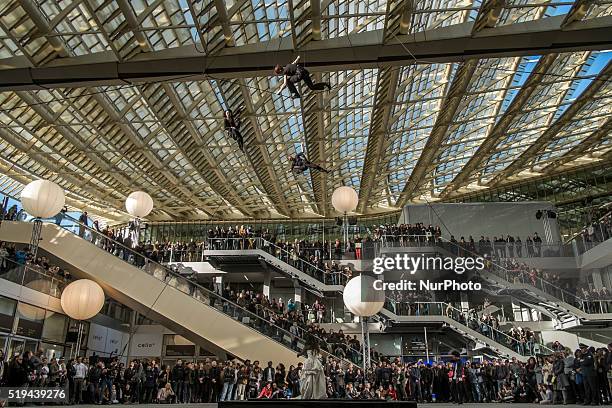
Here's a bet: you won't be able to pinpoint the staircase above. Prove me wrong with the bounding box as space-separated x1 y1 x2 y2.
203 238 344 293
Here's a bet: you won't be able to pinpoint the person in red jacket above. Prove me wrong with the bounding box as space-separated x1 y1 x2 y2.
258 382 273 399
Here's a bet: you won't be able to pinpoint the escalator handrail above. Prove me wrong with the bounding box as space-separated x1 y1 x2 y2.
384 298 554 355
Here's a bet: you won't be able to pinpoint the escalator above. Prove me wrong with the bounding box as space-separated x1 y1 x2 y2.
380 236 612 325
0 220 317 365
203 238 548 359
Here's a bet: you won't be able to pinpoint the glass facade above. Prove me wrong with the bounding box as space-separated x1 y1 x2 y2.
449 164 612 239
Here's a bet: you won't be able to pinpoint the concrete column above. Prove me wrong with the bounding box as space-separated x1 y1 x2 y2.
293 280 303 305
214 275 223 296
460 292 470 313
263 270 272 298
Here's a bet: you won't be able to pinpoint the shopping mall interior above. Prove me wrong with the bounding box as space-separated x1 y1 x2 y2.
0 0 611 406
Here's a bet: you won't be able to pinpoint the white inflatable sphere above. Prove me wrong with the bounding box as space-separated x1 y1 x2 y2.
125 191 153 218
343 275 385 317
331 186 359 213
20 180 65 218
60 279 105 320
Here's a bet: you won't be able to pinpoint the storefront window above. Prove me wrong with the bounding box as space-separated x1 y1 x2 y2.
0 296 16 332
16 302 45 338
42 312 68 343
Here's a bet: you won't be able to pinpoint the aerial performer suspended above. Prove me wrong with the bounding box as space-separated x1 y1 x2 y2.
274 55 332 99
290 152 329 175
224 108 244 152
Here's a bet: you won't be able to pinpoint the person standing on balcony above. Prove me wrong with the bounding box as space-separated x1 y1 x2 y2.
533 233 542 257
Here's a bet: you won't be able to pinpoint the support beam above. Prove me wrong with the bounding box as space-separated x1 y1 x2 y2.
383 0 414 41
358 67 400 213
2 16 611 90
0 127 123 209
311 0 322 41
212 0 235 48
472 0 505 33
540 116 612 174
488 60 612 187
15 91 133 190
561 0 596 28
301 73 328 215
217 80 291 217
441 54 558 198
396 59 480 206
138 83 248 217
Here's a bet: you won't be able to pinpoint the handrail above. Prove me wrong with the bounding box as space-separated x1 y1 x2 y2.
428 235 611 309
385 299 554 356
376 233 607 306
565 209 612 245
35 215 351 365
207 237 334 276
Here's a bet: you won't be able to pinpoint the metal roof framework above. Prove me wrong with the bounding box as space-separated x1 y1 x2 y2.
0 0 610 222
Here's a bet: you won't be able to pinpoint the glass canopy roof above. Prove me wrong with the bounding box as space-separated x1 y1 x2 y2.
0 0 610 222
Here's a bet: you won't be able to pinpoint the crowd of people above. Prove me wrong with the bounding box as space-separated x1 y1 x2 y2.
0 241 72 283
498 258 612 311
3 344 612 404
371 223 552 258
579 211 611 247
219 287 380 364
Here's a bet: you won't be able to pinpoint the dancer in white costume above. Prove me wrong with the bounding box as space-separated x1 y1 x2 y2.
298 333 327 399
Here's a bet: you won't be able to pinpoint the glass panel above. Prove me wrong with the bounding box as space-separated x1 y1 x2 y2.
42 312 69 343
0 296 16 332
16 302 46 338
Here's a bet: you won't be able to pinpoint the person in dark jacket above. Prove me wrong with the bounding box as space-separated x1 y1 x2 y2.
6 354 28 387
171 360 184 403
553 352 570 404
224 109 244 152
290 152 329 175
579 345 598 405
274 56 331 99
450 351 466 404
142 363 158 403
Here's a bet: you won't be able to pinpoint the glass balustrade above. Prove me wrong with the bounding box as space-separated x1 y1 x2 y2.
0 255 67 298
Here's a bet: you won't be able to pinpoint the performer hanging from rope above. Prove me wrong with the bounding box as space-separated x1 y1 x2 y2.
224 108 244 152
290 152 329 175
274 55 332 99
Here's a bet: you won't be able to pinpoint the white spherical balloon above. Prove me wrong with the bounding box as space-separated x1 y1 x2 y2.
20 180 65 218
60 279 105 320
125 191 153 218
343 275 385 317
332 186 359 213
